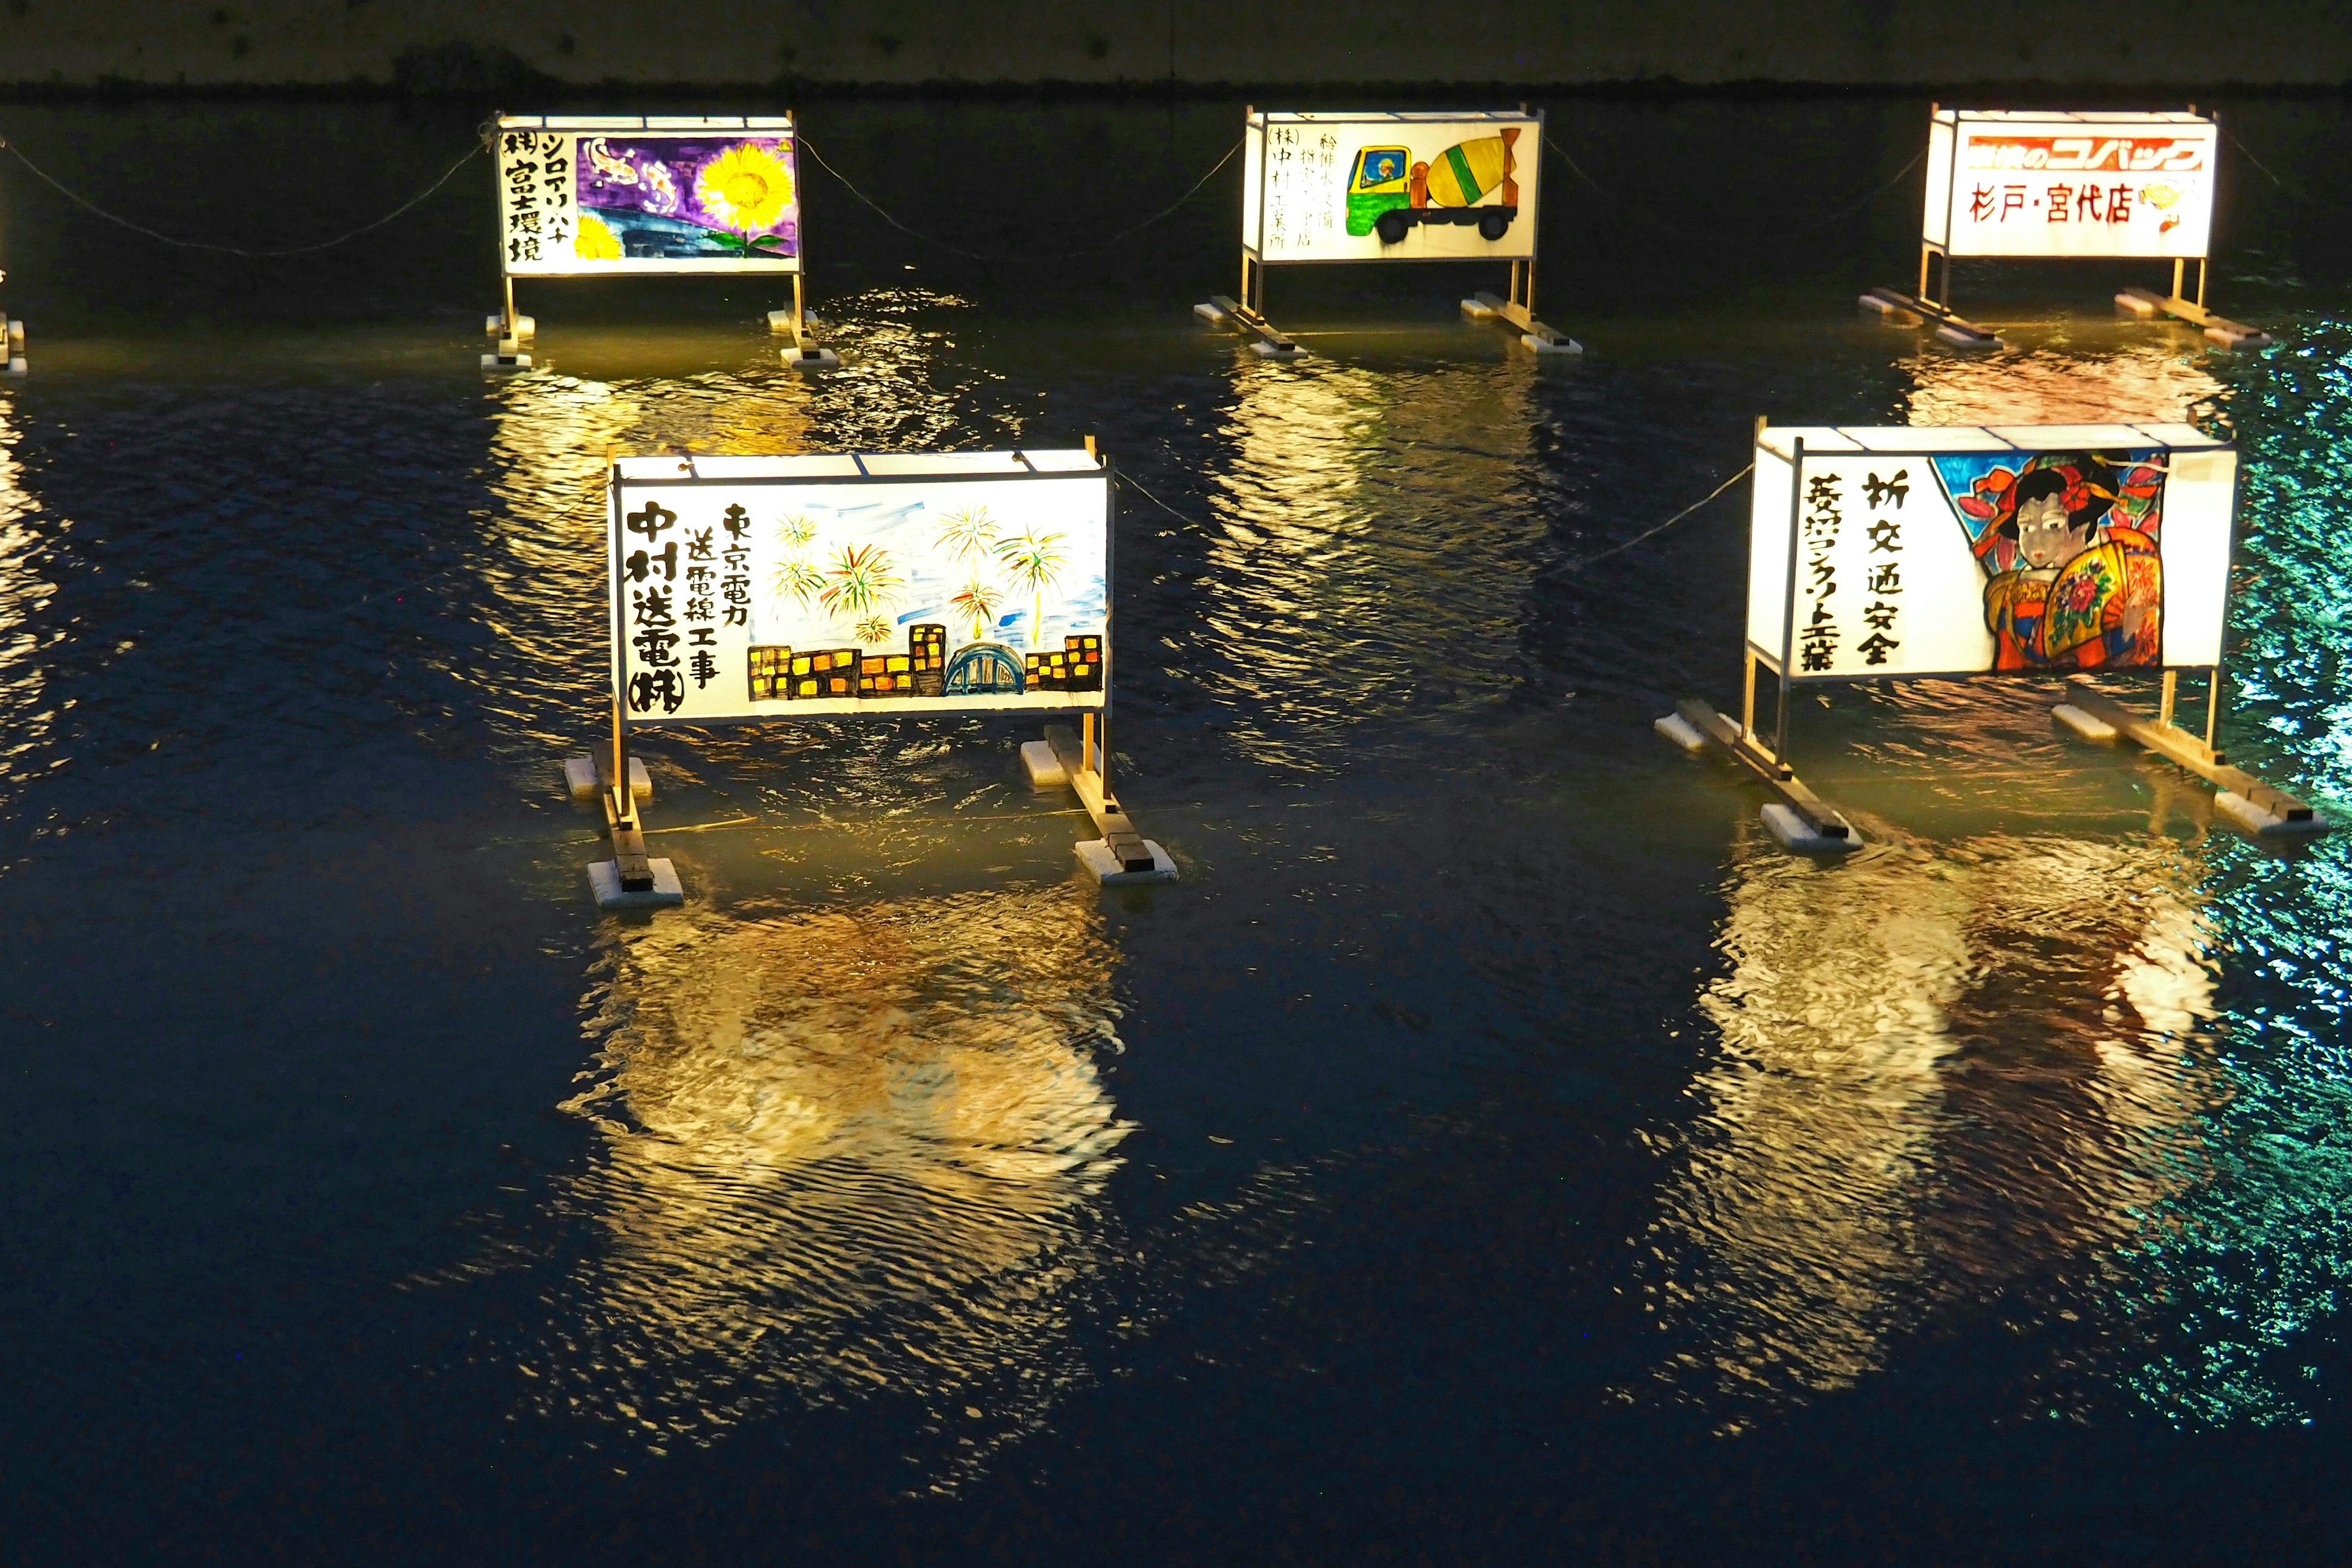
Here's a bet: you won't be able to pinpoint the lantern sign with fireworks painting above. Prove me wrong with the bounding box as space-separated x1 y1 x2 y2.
486 113 837 371
608 450 1110 725
578 444 1175 909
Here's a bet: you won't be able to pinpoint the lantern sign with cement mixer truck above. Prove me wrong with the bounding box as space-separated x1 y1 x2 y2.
483 113 837 373
1863 108 2268 350
1658 421 2327 852
571 444 1175 910
1197 109 1577 359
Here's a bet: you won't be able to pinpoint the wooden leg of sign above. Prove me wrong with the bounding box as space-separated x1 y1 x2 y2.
777 272 840 370
1670 697 1860 851
1047 721 1175 884
2159 668 2177 729
2173 258 2185 307
586 698 682 908
1773 663 1792 769
1741 650 1759 742
2062 677 2328 838
610 696 628 807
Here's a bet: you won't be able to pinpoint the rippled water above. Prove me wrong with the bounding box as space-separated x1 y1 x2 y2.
3 96 2352 1561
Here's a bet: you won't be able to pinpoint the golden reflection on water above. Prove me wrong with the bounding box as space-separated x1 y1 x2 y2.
1902 337 2225 427
1202 362 1544 767
519 880 1131 1473
1640 832 2220 1422
0 394 51 815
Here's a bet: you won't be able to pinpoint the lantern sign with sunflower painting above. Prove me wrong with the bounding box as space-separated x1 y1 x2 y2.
497 115 802 276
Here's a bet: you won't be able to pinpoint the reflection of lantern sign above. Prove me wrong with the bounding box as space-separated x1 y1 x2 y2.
942 642 1025 695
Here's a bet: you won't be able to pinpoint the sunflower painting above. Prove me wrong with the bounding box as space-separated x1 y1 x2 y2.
576 134 800 263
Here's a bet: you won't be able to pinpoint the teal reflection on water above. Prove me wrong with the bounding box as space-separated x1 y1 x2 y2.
2116 323 2352 1426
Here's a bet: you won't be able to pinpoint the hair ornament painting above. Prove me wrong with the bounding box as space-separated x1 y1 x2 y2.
1936 450 2167 671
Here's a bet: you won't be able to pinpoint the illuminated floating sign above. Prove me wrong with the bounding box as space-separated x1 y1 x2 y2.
496 114 802 277
609 450 1110 725
1925 110 2215 261
1243 110 1542 265
1746 423 2237 683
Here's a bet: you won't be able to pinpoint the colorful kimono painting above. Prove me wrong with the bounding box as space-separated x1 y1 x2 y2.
575 135 799 263
1934 450 2167 671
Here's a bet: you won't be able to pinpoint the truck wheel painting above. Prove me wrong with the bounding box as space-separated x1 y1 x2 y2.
1346 127 1521 244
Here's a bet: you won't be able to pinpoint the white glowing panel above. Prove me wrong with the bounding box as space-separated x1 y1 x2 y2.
497 115 802 277
611 450 1110 725
1242 110 1541 263
1926 110 2215 260
1746 424 2236 681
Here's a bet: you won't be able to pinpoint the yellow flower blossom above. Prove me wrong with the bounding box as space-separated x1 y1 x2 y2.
574 213 622 260
696 142 793 233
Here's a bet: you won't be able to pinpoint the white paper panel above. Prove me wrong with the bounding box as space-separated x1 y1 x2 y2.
499 117 802 277
611 453 1110 724
1242 111 1540 263
1747 426 2236 680
1931 111 2216 260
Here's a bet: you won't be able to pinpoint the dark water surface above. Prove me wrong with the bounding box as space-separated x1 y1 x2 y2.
4 96 2352 1562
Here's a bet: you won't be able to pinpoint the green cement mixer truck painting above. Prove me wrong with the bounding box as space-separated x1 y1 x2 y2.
1346 130 1520 245
1248 112 1541 263
575 135 799 263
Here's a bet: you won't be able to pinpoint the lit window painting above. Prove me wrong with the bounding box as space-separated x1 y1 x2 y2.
1937 451 2166 672
575 135 799 262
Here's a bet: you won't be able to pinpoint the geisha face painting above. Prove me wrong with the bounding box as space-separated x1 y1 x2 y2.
1939 451 2167 673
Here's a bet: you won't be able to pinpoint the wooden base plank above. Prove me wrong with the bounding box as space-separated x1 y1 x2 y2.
1862 286 2000 348
2114 286 2271 347
2063 678 2320 826
1198 293 1301 356
1673 699 1858 843
1045 725 1165 874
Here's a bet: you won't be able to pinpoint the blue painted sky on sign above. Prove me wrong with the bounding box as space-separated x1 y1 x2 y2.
747 484 1108 655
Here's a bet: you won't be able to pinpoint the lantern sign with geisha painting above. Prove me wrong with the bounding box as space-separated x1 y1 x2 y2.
1658 420 2314 858
1745 423 2237 684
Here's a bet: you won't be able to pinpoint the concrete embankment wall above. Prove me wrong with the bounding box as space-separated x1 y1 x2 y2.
17 1 2352 92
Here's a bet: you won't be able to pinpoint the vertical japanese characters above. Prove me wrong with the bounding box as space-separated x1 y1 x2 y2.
1858 469 1907 668
1261 124 1340 256
625 500 683 715
499 130 575 267
1798 473 1842 673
